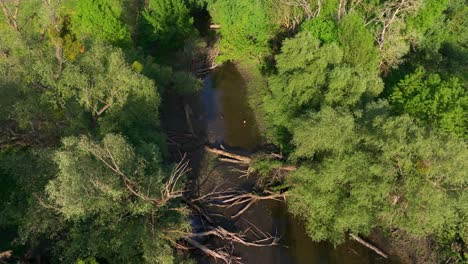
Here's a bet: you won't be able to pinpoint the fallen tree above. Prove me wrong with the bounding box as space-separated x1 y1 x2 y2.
205 146 297 171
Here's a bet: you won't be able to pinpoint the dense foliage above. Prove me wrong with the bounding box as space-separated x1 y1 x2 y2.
0 0 200 262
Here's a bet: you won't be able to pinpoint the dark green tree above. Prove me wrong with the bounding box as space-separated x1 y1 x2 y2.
142 0 195 51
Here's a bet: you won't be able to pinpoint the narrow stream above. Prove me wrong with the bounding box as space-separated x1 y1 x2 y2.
197 62 391 264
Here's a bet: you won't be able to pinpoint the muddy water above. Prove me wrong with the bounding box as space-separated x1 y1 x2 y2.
199 62 390 264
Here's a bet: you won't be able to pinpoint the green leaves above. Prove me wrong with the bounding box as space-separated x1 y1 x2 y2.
291 107 357 159
72 0 131 46
391 67 467 136
264 30 382 130
142 0 195 50
209 0 278 62
56 42 159 117
288 152 390 243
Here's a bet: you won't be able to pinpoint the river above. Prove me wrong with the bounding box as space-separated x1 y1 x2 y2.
194 62 392 264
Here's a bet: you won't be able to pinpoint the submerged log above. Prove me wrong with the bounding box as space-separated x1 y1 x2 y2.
350 233 388 258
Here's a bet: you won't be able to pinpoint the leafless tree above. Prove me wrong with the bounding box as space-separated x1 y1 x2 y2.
376 0 419 51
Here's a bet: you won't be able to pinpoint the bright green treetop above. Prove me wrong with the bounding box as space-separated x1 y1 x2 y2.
72 0 131 46
391 67 467 137
209 0 278 62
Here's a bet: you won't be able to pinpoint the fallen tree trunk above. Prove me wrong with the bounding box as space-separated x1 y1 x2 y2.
350 233 388 258
196 64 218 74
278 165 297 171
204 146 251 164
218 157 248 164
205 146 298 172
0 250 12 260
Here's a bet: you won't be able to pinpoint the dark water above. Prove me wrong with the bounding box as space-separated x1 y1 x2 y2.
199 62 391 264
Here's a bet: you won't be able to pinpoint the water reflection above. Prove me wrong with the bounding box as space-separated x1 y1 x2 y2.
202 62 260 150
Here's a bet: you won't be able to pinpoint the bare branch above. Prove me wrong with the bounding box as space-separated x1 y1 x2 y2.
338 0 347 20
200 190 286 218
350 233 388 258
376 0 419 51
189 226 280 247
83 142 188 207
184 237 237 264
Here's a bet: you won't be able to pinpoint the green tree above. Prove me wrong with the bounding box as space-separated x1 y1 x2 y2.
141 0 195 51
288 153 391 243
263 31 382 130
287 108 468 249
45 134 190 263
209 0 278 62
391 67 467 136
338 13 379 71
71 0 131 46
53 42 159 120
300 17 338 43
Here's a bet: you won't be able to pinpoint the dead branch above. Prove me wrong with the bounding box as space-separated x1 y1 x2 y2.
205 146 251 164
210 24 221 29
281 0 316 19
189 225 280 247
0 0 19 31
376 0 419 51
96 102 112 116
279 165 297 171
338 0 347 20
184 237 237 264
196 64 219 75
350 233 388 258
201 190 285 218
85 143 189 207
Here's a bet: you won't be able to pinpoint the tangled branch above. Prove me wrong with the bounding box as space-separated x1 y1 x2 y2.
199 190 286 218
85 142 189 207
